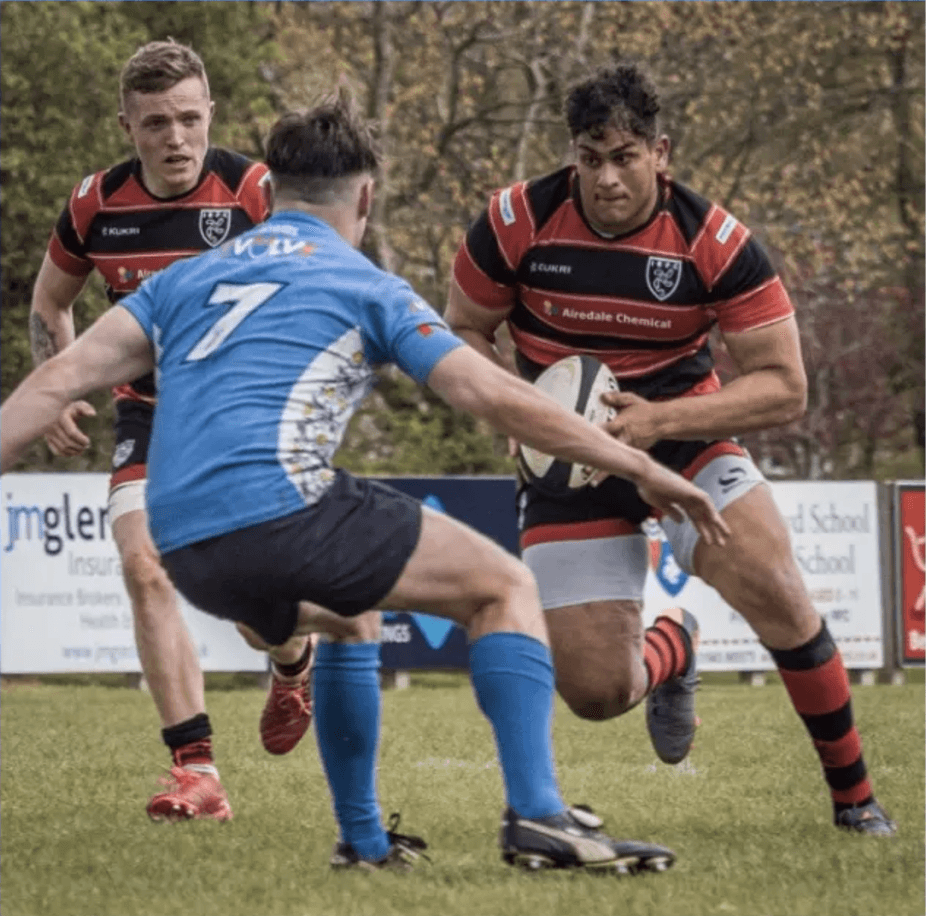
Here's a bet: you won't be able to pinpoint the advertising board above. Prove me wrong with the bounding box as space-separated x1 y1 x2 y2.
895 481 925 666
1 473 266 673
643 480 884 671
376 477 518 670
1 474 887 673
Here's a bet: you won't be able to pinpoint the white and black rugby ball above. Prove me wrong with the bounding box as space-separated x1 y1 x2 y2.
518 355 619 495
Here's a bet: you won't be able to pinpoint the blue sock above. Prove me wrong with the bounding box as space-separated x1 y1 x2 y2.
312 640 390 862
469 632 565 819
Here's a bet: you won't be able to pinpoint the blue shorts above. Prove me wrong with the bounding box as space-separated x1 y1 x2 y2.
161 470 422 645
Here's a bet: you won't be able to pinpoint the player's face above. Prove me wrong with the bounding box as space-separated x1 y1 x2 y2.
120 76 214 199
573 126 669 237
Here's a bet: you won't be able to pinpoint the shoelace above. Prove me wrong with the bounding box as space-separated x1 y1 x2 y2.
385 812 431 861
838 803 893 825
274 679 311 714
155 766 193 789
650 677 701 730
155 765 220 795
652 674 701 704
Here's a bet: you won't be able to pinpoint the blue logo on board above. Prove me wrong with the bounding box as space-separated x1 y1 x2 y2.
383 494 456 649
646 520 689 597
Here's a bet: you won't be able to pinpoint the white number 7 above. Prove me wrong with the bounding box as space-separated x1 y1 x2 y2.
185 282 284 361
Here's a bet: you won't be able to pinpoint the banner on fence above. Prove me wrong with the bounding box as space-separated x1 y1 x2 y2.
895 481 925 666
1 473 888 673
643 480 885 671
376 477 517 670
1 473 266 673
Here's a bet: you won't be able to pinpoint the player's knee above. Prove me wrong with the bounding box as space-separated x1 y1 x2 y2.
120 544 174 607
508 555 541 598
563 690 635 722
499 557 542 613
476 555 544 632
236 621 271 652
558 672 638 721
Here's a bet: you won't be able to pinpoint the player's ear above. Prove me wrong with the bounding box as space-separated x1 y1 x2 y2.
262 174 275 211
357 177 375 220
654 135 671 170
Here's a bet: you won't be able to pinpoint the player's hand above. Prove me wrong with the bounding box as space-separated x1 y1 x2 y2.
634 459 731 547
601 390 664 450
44 400 96 457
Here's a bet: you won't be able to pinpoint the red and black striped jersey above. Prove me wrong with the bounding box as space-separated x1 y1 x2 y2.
47 148 270 403
453 167 793 399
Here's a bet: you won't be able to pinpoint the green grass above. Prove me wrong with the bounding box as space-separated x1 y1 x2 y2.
1 674 923 916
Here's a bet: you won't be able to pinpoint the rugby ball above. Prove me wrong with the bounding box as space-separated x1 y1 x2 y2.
518 355 618 495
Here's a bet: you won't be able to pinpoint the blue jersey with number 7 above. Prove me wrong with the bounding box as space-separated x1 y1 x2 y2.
120 210 463 554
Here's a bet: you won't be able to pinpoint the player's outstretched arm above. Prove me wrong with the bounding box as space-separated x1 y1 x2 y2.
1 307 152 473
426 346 730 546
632 460 728 537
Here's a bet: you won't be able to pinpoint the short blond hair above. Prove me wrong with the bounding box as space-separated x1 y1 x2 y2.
119 38 209 111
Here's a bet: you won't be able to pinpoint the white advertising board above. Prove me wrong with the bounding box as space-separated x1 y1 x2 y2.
1 473 266 673
1 473 885 673
643 480 884 670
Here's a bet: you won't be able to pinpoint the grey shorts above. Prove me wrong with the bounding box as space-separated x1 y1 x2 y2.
521 443 765 609
161 470 422 645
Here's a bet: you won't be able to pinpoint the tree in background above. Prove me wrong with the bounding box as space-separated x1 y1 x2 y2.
2 1 922 479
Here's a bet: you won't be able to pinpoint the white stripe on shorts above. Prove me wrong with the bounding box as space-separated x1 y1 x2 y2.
107 479 147 525
660 451 765 573
522 533 649 609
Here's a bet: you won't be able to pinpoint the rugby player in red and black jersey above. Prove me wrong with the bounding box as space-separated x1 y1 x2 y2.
28 40 316 822
447 64 895 837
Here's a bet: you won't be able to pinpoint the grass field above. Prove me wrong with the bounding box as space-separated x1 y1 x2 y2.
1 671 923 916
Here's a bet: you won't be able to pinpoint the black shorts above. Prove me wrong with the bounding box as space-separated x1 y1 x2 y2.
518 437 747 542
161 470 423 646
110 400 154 488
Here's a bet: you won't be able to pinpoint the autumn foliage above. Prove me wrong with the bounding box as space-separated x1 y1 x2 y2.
2 1 922 478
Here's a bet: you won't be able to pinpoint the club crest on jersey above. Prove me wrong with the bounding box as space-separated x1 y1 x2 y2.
112 439 135 469
645 256 682 302
199 209 232 247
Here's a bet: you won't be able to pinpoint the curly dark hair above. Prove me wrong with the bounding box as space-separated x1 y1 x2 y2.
265 86 381 204
565 64 661 142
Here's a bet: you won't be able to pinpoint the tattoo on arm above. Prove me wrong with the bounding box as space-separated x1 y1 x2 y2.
30 312 60 365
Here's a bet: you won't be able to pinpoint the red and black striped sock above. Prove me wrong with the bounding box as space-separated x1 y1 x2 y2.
643 615 692 690
767 622 872 813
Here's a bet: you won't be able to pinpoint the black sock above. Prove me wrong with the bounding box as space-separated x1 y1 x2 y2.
274 641 312 678
162 713 212 752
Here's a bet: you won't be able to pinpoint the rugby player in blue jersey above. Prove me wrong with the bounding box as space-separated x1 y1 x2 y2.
1 91 732 872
